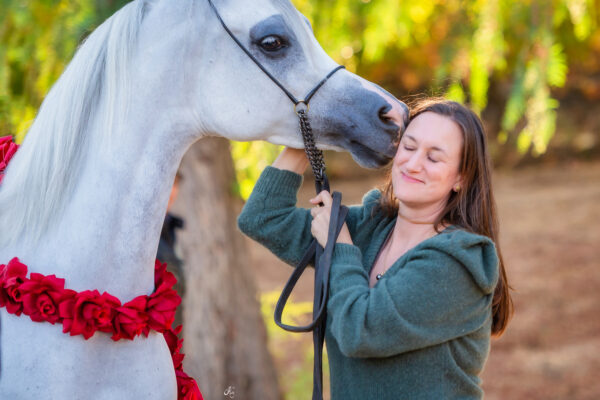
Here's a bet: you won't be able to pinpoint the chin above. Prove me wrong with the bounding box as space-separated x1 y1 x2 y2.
393 186 430 205
395 195 425 206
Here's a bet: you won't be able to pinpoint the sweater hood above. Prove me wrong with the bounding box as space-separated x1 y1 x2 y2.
423 229 500 295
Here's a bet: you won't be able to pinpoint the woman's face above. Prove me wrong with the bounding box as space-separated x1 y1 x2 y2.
391 111 464 209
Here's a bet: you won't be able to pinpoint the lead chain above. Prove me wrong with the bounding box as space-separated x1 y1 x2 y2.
298 110 326 185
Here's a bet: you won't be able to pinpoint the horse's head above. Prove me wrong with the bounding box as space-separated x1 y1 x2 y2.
136 0 408 168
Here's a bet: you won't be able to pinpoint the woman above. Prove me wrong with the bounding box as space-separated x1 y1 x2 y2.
238 99 512 399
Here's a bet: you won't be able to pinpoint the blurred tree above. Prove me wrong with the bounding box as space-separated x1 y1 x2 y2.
177 137 281 400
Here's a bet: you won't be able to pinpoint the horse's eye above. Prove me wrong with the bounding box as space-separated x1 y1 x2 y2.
259 35 286 52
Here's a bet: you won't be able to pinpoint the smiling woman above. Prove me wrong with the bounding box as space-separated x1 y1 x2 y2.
379 99 512 335
238 98 513 399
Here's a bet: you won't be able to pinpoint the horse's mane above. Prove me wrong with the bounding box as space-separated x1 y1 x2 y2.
0 1 149 247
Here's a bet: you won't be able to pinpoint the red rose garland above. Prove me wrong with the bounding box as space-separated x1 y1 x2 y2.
0 136 202 400
0 258 202 400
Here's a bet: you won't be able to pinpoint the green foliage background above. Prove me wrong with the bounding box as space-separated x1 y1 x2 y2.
0 0 130 143
1 0 599 194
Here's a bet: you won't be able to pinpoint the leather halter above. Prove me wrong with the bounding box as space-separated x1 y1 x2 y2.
207 2 349 399
207 0 345 191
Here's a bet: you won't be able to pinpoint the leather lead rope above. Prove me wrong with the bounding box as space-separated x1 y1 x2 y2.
274 193 348 400
206 2 348 399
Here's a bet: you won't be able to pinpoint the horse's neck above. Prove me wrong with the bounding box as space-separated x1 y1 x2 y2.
12 117 193 300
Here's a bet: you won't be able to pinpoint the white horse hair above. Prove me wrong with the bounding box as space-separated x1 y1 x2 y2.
0 1 148 246
0 0 407 398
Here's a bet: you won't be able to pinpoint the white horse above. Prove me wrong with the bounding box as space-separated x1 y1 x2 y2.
0 0 407 398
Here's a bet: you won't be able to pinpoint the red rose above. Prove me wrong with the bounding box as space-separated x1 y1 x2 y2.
164 325 183 354
20 273 72 324
0 135 19 183
154 260 177 290
176 369 203 400
111 295 148 341
154 260 166 287
60 290 120 339
146 285 181 333
0 258 28 315
164 326 184 370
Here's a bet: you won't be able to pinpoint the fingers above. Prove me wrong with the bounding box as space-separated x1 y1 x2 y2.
310 212 328 247
310 191 333 218
309 190 333 206
310 204 328 218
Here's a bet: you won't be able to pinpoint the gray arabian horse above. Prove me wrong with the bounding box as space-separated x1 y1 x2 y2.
0 0 407 398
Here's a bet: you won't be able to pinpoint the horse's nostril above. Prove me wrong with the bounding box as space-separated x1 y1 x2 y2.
379 105 392 122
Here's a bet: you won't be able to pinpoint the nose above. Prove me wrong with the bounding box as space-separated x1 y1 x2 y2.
403 150 423 172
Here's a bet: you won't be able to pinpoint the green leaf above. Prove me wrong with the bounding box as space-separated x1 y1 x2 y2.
547 43 568 87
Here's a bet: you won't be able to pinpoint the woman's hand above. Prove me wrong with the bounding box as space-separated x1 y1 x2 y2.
309 191 353 247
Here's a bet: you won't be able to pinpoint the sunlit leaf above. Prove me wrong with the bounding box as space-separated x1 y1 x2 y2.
547 43 568 87
445 81 466 103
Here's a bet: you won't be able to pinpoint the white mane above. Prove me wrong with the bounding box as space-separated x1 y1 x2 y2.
0 1 149 247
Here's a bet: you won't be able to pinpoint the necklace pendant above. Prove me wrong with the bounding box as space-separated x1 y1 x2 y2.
376 273 383 280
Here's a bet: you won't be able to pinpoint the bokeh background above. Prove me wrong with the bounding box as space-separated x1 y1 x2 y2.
1 1 599 399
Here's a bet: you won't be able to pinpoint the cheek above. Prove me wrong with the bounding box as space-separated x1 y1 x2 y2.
431 166 458 189
391 153 408 177
393 149 410 167
391 166 404 194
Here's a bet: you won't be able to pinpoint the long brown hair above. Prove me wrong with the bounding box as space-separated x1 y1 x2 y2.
378 98 513 337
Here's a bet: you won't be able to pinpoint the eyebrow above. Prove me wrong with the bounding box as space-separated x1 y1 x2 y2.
404 134 448 155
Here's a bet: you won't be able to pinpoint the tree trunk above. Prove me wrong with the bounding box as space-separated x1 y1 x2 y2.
176 137 281 400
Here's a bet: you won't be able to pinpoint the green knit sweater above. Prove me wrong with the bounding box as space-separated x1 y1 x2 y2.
237 166 499 400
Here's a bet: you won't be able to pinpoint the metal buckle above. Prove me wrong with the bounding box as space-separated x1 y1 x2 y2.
294 101 309 115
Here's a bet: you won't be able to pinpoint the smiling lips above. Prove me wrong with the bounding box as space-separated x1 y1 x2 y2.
401 172 424 184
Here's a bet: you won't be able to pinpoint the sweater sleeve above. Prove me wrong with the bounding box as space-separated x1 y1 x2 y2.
327 232 498 358
237 166 315 266
237 167 385 267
